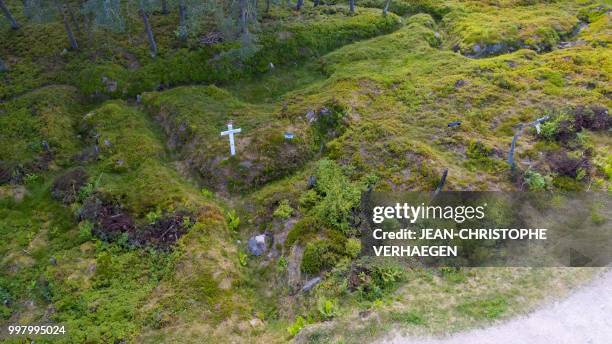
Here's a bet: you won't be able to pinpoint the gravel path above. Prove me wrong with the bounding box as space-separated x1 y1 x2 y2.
382 270 612 344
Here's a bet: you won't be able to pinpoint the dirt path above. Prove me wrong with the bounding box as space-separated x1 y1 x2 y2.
382 269 612 344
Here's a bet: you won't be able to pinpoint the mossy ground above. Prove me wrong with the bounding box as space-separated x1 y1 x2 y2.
0 0 610 343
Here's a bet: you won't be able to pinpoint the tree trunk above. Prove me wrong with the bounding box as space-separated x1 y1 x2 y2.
66 3 81 34
433 168 448 197
0 0 19 29
349 0 355 14
162 0 169 15
178 0 187 40
296 0 304 11
383 0 391 16
0 56 7 72
265 0 270 13
313 0 319 7
507 126 523 169
239 0 249 39
55 0 78 50
140 7 158 57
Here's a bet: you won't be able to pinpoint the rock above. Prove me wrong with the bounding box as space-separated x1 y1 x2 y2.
249 318 263 328
101 76 118 93
301 277 321 292
306 110 316 123
288 245 304 292
248 234 267 256
447 121 461 128
307 175 317 189
103 139 112 147
49 257 57 266
454 79 466 88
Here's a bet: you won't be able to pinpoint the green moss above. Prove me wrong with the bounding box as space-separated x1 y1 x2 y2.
286 216 321 248
301 239 342 274
0 85 83 166
82 101 205 216
443 3 578 56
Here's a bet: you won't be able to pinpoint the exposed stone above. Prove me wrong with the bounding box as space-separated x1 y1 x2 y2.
101 76 118 93
301 277 321 292
249 318 264 328
248 234 267 256
307 175 317 189
288 245 304 292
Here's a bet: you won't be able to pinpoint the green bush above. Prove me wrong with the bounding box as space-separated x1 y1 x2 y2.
524 169 547 190
299 189 321 210
226 210 241 232
312 159 361 233
287 316 307 337
301 240 342 274
285 216 320 248
273 199 294 219
317 297 339 320
345 238 361 258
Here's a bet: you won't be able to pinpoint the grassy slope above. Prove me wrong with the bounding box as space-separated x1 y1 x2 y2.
0 1 610 343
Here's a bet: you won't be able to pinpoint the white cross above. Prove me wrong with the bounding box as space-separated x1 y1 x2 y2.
221 122 241 156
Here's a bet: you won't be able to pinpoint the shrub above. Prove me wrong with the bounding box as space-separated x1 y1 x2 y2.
287 316 307 337
524 169 546 190
299 189 320 210
146 209 163 224
78 221 93 242
273 199 294 219
226 210 241 232
312 159 361 233
345 238 361 258
301 240 342 274
285 216 320 248
317 297 339 320
276 256 288 273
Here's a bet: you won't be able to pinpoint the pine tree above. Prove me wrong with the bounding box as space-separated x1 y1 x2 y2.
161 0 168 14
82 0 125 33
24 0 79 49
133 0 159 57
0 0 20 29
